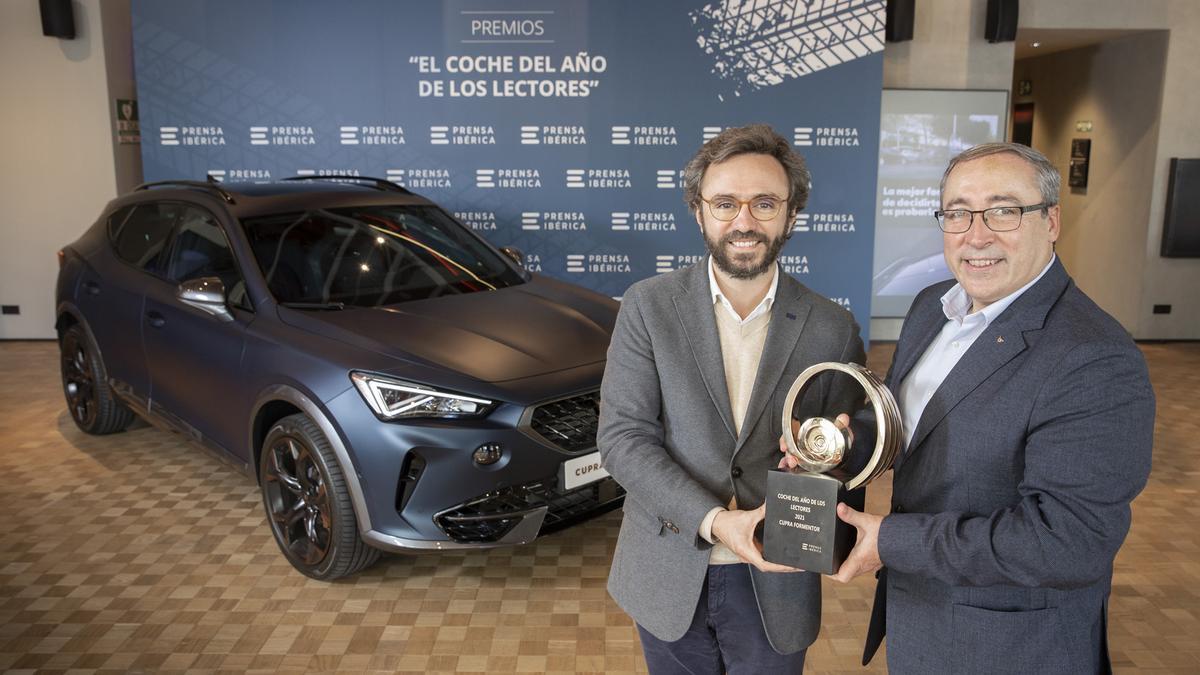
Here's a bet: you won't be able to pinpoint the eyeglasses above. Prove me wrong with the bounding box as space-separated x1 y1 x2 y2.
699 195 788 222
934 203 1052 233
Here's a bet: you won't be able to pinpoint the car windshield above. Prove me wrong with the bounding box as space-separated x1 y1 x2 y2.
241 205 523 307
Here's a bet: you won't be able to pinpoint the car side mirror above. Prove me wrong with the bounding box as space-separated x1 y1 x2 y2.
178 276 234 322
499 246 525 269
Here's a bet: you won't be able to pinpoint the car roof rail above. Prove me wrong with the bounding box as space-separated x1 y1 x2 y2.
281 175 411 194
133 177 236 204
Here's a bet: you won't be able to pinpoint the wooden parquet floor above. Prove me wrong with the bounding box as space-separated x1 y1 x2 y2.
0 340 1197 674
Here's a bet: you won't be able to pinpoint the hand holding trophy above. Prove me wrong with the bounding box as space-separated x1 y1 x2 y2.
762 362 904 574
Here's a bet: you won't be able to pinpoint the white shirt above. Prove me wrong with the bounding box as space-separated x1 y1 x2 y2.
708 256 779 324
898 255 1056 447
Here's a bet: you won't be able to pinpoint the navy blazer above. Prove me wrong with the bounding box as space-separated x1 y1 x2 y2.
864 259 1154 674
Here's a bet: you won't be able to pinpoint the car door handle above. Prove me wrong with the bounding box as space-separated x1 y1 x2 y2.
83 281 100 296
146 311 166 328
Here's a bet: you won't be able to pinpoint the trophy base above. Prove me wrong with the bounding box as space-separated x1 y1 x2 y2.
762 470 855 574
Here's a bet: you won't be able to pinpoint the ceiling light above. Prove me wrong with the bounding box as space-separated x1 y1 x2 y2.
1031 41 1041 47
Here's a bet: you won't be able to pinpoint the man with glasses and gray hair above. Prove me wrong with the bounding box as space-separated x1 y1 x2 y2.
598 124 865 673
812 142 1154 673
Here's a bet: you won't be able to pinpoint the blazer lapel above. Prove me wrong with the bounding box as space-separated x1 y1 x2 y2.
903 326 1028 454
904 259 1071 457
884 285 950 473
887 309 946 392
735 271 811 452
674 260 737 442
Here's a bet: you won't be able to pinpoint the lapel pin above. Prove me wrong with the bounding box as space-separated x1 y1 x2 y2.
996 335 1005 343
786 312 796 320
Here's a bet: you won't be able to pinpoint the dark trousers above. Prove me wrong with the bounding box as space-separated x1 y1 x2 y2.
636 564 807 675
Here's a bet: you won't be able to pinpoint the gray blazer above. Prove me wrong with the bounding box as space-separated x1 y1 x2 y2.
865 259 1154 673
598 259 865 654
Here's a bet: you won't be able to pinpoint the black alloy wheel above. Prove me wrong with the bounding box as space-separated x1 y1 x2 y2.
59 323 134 435
264 436 333 566
260 413 380 580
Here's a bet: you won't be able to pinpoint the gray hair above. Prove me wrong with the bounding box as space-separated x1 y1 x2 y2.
940 142 1061 206
682 124 811 219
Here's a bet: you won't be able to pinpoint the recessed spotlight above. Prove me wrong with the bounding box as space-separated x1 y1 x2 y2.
1031 41 1041 48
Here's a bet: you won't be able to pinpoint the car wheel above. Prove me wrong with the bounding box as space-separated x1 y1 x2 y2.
59 323 135 435
260 413 381 580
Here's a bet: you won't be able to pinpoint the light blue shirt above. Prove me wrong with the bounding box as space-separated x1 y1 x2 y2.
898 255 1056 447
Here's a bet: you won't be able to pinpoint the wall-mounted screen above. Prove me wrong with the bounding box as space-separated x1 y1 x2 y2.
1162 158 1200 258
872 89 1009 318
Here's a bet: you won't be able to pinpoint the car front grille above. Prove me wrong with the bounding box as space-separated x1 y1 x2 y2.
435 476 624 544
527 390 600 454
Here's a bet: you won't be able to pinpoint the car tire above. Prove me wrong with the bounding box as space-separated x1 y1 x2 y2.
59 323 136 435
260 413 381 580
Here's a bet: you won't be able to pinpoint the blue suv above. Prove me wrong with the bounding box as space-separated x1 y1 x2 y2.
56 177 623 579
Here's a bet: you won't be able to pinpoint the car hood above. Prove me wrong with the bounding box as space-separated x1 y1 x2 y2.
277 276 617 384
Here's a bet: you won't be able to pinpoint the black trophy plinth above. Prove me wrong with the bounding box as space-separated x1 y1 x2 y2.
763 469 856 574
768 361 905 574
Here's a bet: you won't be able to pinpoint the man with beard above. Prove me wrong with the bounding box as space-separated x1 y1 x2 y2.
598 124 866 673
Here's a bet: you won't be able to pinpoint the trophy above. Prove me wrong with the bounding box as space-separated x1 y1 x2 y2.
762 362 904 574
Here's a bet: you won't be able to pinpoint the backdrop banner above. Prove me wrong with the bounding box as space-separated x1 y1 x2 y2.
133 0 885 338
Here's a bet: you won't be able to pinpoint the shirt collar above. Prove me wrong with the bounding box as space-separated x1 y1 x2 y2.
708 256 779 318
941 254 1057 326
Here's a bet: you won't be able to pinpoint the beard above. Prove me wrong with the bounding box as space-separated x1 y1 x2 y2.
704 227 788 280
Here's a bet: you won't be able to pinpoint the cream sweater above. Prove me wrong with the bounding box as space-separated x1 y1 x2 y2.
708 298 772 564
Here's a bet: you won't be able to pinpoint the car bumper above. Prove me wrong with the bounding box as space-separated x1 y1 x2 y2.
323 385 623 551
361 475 624 552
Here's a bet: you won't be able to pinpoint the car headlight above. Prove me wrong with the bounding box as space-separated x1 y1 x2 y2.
351 372 495 420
